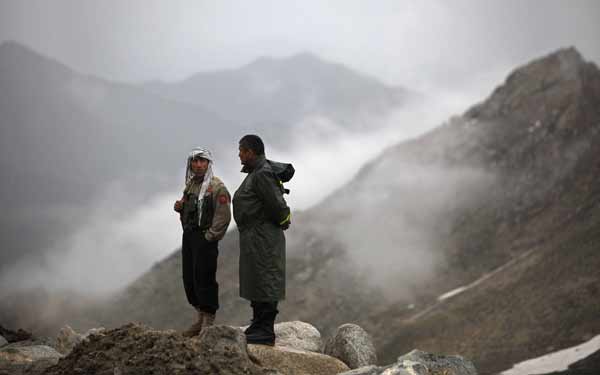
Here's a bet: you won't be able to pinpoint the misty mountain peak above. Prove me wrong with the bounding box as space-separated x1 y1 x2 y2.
246 51 323 68
284 51 325 65
0 40 74 84
466 47 600 132
242 51 348 80
143 51 412 129
0 40 37 54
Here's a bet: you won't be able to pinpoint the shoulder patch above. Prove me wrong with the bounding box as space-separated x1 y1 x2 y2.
218 194 229 204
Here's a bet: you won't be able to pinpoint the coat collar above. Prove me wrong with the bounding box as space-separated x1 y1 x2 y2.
241 155 266 174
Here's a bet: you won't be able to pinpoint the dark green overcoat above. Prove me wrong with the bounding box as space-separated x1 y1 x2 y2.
233 156 292 302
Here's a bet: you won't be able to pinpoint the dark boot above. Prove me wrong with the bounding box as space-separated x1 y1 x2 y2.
245 302 277 346
244 302 260 335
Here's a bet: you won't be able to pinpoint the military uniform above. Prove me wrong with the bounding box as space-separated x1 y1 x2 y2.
180 174 231 314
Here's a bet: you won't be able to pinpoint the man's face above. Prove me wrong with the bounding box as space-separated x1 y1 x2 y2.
191 157 209 176
238 146 254 165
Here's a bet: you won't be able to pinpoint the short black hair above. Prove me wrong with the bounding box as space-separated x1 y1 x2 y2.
239 134 265 156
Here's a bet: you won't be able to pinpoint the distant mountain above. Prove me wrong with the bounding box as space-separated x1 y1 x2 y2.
0 41 232 273
0 42 412 277
95 48 600 374
141 52 416 142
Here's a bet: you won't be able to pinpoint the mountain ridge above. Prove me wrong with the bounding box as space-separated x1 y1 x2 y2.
95 47 600 374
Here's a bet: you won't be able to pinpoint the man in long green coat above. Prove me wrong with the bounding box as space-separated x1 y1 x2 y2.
233 134 293 346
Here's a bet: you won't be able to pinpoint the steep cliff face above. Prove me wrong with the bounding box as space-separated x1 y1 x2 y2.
97 48 600 374
364 48 600 373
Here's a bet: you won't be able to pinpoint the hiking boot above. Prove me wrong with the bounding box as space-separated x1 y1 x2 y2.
182 310 204 337
202 312 215 329
245 310 277 346
244 303 260 335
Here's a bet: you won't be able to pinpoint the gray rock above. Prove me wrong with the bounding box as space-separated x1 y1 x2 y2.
0 344 63 362
338 365 384 375
55 325 106 355
395 349 477 375
55 325 81 355
274 321 322 352
338 349 477 375
0 358 59 375
0 335 7 348
248 344 350 375
196 325 250 362
324 323 377 369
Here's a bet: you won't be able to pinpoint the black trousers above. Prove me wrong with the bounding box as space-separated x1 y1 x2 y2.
181 229 219 314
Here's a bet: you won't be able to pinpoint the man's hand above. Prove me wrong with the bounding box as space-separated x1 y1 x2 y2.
174 200 183 213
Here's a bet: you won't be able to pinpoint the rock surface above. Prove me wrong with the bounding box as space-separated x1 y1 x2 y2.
396 349 477 375
338 365 384 375
0 336 6 348
325 323 377 369
339 350 477 375
249 344 350 375
0 344 62 363
55 325 106 355
275 321 322 352
0 344 63 375
45 323 268 375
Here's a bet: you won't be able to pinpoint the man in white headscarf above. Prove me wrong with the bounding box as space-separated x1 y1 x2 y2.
174 147 231 337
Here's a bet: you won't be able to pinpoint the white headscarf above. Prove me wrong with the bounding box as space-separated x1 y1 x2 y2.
185 147 214 227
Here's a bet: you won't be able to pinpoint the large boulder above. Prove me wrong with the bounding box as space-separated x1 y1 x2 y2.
0 344 63 375
324 323 377 369
0 336 6 348
275 321 322 352
248 344 350 375
0 344 63 363
338 350 477 375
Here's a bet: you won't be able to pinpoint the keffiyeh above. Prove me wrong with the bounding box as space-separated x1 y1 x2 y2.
185 147 214 227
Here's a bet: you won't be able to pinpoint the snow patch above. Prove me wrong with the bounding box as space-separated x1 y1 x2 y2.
437 286 469 301
501 334 600 375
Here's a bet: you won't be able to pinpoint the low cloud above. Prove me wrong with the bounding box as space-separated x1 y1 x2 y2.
0 86 485 301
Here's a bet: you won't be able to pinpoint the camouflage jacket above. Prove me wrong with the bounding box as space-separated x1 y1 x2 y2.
180 175 231 241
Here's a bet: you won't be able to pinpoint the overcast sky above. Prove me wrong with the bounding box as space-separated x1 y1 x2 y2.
1 0 599 93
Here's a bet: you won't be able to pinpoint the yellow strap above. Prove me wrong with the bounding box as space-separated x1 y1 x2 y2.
279 213 291 225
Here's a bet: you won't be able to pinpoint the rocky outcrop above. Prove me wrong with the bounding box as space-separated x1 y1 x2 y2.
55 325 106 355
0 321 480 375
395 350 477 375
249 344 349 375
274 321 322 352
339 349 477 375
324 323 377 369
44 323 267 375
